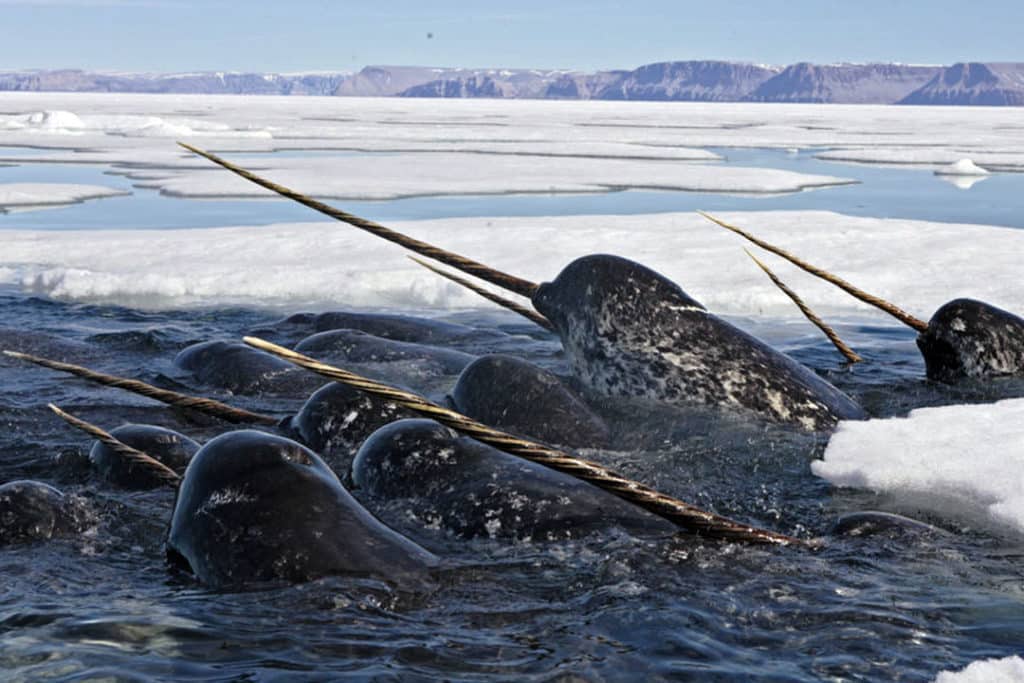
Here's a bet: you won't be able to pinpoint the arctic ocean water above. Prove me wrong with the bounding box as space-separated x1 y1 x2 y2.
1 97 1023 681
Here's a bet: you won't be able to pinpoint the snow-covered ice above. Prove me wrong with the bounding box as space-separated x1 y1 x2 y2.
934 158 989 176
0 211 1020 316
137 153 853 200
814 399 1024 533
933 656 1024 683
1 93 1023 175
0 183 129 211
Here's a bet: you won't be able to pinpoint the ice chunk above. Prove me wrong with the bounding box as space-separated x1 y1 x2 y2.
933 656 1024 683
814 399 1024 533
0 183 129 210
934 158 990 176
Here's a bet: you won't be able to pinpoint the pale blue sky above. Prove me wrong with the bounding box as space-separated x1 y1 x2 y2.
1 0 1021 72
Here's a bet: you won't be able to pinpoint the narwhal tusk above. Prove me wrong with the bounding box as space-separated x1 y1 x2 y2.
178 142 540 298
408 256 554 331
48 404 180 486
4 350 278 426
744 249 863 364
699 211 929 333
243 335 815 548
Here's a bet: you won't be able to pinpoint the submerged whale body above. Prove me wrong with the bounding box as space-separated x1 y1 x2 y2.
449 354 610 449
295 329 476 376
351 419 674 541
166 430 437 589
917 299 1024 383
254 311 506 347
90 424 200 489
0 480 90 546
174 340 317 395
280 381 417 474
531 254 866 431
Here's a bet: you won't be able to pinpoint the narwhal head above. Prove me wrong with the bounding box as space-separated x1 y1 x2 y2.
916 298 1024 382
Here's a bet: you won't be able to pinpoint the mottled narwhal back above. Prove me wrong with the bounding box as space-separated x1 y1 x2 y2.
532 254 865 431
917 299 1024 383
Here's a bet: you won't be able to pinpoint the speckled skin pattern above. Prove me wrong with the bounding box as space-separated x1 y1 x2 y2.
532 255 866 432
917 299 1024 383
90 424 200 490
279 381 416 473
449 354 611 449
351 419 673 542
166 430 437 589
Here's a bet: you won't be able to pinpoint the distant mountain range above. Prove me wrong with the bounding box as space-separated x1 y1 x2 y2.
2 61 1022 106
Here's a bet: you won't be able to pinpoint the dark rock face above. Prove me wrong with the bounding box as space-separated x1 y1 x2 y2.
0 69 348 95
166 430 437 589
745 63 941 104
3 62 1021 105
899 63 1024 106
401 76 505 98
90 424 200 489
596 61 779 102
351 419 672 541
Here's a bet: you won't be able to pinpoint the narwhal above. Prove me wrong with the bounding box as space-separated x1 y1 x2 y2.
700 212 1024 384
178 143 865 431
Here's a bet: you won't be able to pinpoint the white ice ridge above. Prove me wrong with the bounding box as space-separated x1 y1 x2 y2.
814 399 1024 533
933 656 1024 683
0 210 1020 317
933 159 990 176
0 183 129 210
0 93 1023 169
136 153 853 200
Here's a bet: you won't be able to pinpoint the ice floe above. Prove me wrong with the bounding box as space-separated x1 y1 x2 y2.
0 210 1020 317
0 94 1022 170
0 182 129 211
933 656 1024 683
136 153 853 200
934 158 990 176
814 399 1024 533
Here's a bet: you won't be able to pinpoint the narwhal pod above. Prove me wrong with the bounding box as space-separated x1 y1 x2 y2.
90 424 200 490
278 381 418 472
532 255 866 432
0 480 91 546
174 340 319 396
448 354 610 449
295 329 476 376
166 430 438 589
253 311 506 347
351 419 674 542
916 299 1024 383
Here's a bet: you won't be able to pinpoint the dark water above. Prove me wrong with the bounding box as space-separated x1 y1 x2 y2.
2 289 1023 681
2 147 1024 231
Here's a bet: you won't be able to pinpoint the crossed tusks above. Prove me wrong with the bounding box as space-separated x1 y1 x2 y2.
14 144 934 550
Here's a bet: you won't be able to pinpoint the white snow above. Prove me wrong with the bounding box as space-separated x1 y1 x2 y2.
0 211 1020 316
933 656 1024 683
0 183 129 210
0 93 1022 170
138 153 852 200
814 399 1024 534
934 159 990 176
